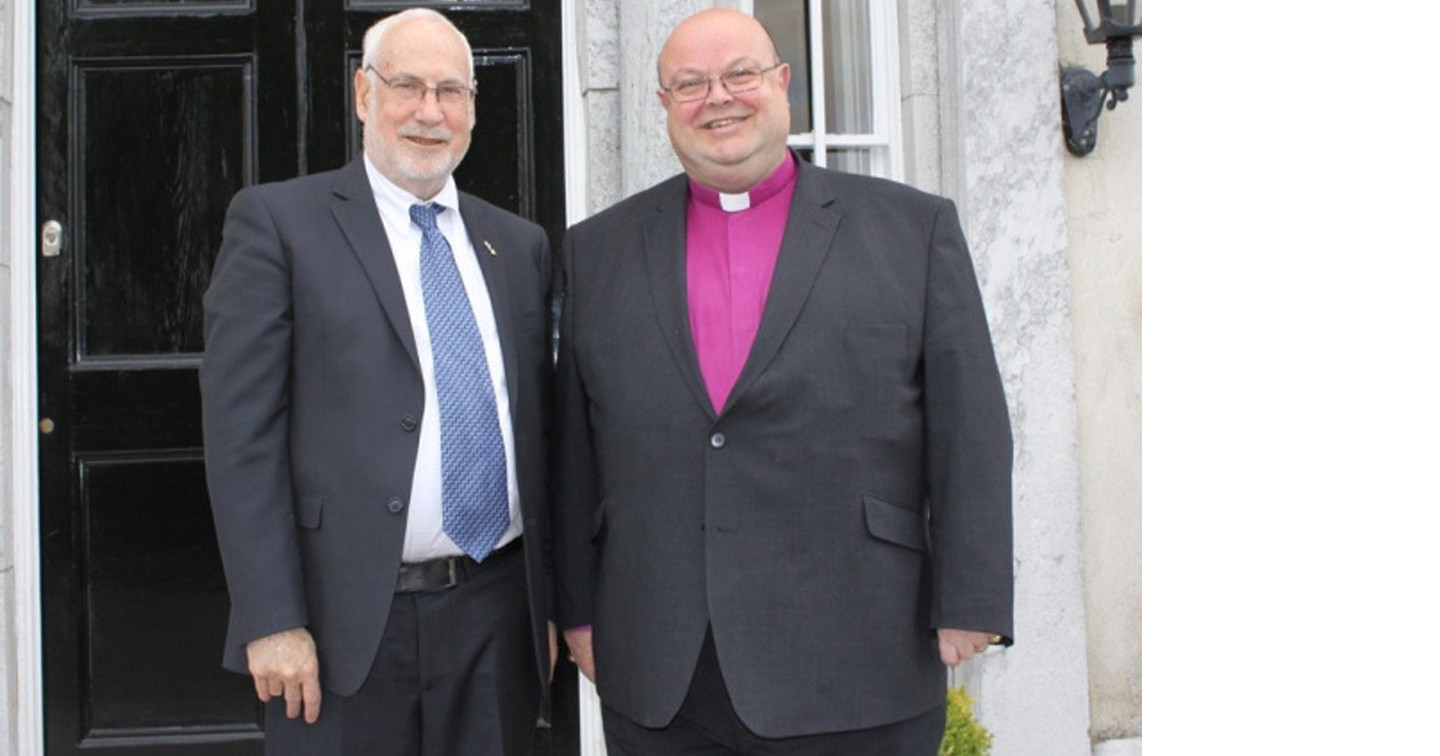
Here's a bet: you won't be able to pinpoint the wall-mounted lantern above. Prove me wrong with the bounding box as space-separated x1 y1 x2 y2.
1061 0 1141 156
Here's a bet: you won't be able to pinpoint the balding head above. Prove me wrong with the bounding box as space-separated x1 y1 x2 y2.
657 9 780 85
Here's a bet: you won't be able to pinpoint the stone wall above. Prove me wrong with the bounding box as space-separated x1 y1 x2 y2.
1057 3 1143 746
936 0 1093 752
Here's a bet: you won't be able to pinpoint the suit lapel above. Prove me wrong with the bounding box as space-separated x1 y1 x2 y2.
643 176 717 419
457 197 520 410
723 162 840 414
330 161 422 373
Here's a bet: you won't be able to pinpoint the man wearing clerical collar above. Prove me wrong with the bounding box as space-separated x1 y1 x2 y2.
553 8 1016 754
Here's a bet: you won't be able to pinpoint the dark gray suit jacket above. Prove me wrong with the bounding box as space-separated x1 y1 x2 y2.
553 159 1013 737
201 158 552 697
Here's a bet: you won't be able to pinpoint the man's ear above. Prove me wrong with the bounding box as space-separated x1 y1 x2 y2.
354 67 371 122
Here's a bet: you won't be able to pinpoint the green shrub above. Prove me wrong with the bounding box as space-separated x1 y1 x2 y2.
939 687 993 756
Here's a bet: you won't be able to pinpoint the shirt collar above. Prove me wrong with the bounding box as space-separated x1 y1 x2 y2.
688 151 798 213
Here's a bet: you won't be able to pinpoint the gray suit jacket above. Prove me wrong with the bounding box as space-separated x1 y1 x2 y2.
201 158 552 696
553 159 1013 737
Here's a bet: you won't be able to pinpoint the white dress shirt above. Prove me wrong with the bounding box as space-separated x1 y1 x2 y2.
363 155 522 563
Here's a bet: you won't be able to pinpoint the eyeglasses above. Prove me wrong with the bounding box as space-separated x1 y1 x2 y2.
365 65 475 106
661 63 783 104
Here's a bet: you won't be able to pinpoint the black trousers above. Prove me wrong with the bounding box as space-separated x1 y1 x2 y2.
601 630 945 756
263 545 539 756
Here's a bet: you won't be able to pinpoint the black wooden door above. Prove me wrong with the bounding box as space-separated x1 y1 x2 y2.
36 2 565 753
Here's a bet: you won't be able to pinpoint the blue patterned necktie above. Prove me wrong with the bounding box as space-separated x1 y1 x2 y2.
411 202 510 560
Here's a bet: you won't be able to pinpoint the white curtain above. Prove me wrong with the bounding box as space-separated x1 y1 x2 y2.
823 0 872 135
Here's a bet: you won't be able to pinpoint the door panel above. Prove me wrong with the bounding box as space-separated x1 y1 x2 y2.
38 2 567 753
78 454 249 742
77 59 247 360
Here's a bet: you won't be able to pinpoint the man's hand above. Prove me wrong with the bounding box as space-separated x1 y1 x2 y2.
563 626 596 683
246 627 322 723
937 628 1000 666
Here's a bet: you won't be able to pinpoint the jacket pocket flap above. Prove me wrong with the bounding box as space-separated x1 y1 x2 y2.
862 495 925 552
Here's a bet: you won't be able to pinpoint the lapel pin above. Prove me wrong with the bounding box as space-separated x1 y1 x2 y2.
483 240 499 257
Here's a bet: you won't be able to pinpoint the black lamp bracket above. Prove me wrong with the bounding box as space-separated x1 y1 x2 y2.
1060 35 1137 156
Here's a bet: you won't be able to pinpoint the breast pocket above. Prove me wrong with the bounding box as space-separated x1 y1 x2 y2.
845 324 909 400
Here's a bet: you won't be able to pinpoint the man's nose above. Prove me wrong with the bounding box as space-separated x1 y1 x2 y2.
415 91 447 120
703 78 734 105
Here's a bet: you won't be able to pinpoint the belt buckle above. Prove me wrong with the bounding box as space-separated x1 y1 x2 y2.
440 556 459 591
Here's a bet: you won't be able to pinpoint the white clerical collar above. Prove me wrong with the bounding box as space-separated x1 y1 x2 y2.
688 153 798 214
718 192 751 212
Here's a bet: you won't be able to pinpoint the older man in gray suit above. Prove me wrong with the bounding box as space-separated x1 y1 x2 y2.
202 9 552 754
553 8 1014 755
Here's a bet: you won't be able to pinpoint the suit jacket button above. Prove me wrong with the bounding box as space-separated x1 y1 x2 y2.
387 498 405 514
400 416 417 432
710 432 726 449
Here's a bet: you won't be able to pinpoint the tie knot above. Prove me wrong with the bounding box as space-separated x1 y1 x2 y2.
410 202 445 232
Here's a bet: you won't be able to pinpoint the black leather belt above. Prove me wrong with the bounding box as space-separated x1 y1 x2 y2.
395 538 522 593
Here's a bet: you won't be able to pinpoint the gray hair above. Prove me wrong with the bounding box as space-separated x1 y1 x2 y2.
360 8 474 71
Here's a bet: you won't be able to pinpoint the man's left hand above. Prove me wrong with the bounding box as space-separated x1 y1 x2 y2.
937 628 1000 666
563 626 596 682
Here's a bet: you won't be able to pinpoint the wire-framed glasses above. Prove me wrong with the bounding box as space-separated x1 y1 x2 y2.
661 62 783 103
365 65 475 105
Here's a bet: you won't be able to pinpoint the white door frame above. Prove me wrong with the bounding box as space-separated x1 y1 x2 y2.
8 0 45 752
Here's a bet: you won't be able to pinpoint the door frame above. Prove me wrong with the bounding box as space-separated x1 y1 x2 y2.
9 0 590 752
9 0 43 752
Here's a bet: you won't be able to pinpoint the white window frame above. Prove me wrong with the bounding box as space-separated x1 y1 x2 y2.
741 0 905 181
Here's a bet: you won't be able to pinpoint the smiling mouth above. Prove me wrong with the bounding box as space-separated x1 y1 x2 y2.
704 116 747 130
405 135 448 147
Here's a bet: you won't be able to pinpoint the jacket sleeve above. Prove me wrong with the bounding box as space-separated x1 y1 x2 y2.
200 186 309 666
922 197 1016 643
550 230 601 629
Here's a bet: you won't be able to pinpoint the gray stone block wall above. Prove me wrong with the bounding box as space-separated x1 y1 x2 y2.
899 0 941 194
581 0 622 215
616 0 699 196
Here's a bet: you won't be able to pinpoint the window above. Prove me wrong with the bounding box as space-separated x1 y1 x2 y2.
746 0 904 180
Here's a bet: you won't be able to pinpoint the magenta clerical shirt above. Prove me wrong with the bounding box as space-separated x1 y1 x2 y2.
686 154 798 414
